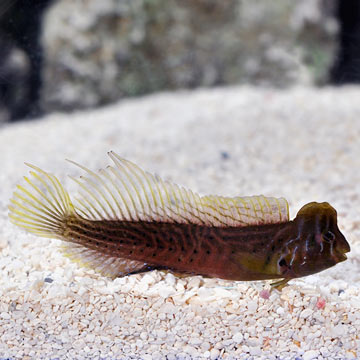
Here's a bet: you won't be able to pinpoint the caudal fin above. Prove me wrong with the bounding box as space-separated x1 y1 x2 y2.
8 164 75 240
8 164 150 278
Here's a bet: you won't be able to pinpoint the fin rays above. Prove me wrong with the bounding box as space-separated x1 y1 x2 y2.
8 152 290 239
69 151 289 227
8 165 74 238
62 243 148 278
8 151 290 278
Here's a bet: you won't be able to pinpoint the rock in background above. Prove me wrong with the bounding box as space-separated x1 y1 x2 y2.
0 37 30 122
330 0 360 84
42 0 338 112
0 0 54 122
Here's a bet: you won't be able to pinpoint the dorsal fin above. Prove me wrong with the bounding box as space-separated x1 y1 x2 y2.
68 151 289 227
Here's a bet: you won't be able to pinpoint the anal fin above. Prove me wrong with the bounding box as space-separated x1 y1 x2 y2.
61 243 148 279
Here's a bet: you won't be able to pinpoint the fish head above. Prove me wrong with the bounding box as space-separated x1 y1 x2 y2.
276 202 350 279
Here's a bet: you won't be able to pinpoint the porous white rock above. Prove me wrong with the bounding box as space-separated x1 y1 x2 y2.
210 348 220 360
300 309 313 319
233 332 244 343
247 300 258 312
303 349 320 360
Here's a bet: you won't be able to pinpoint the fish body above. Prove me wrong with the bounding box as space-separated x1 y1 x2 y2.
8 152 350 288
64 218 288 281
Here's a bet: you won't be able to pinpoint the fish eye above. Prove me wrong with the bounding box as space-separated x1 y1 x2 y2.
323 230 335 242
279 258 287 267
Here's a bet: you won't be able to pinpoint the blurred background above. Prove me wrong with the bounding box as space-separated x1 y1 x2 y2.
0 0 359 123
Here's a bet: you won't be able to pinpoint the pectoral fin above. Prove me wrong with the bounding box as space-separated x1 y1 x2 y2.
270 278 290 291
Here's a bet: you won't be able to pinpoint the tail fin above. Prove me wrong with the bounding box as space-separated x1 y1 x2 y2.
8 164 75 240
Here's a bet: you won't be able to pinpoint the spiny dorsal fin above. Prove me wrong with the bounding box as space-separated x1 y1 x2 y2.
69 151 289 227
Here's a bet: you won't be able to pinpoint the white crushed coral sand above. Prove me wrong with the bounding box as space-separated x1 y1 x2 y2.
1 86 360 359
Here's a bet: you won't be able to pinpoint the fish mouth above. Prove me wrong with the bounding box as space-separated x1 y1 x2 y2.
334 239 350 263
335 252 347 263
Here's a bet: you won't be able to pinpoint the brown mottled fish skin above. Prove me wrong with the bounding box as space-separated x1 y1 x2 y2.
8 153 350 287
64 201 350 281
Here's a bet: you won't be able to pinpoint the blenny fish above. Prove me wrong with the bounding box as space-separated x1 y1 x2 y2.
8 151 350 289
